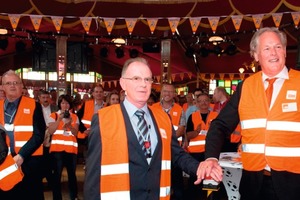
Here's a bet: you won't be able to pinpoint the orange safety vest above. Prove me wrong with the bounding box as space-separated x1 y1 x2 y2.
0 97 43 156
49 112 78 154
239 69 300 173
188 111 218 153
77 100 94 139
99 105 172 200
0 153 24 191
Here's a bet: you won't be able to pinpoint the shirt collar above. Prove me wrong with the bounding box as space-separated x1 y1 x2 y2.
123 98 149 118
262 66 289 81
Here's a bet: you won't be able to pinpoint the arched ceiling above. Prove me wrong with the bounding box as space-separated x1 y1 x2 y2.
0 0 299 85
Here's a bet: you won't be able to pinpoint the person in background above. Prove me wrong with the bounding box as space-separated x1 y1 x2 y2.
182 92 194 112
72 93 83 113
0 85 5 100
106 90 120 106
0 70 46 200
185 88 203 122
82 93 90 102
119 89 126 102
38 90 58 193
77 84 106 139
185 93 216 200
147 93 157 106
50 89 57 106
212 86 230 113
48 94 79 200
22 87 30 97
151 83 186 200
84 57 204 200
199 27 300 200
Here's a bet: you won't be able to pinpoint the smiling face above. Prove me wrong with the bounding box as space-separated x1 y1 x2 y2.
120 60 152 108
253 31 286 77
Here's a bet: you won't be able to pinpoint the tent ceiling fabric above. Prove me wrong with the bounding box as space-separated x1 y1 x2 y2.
0 0 299 84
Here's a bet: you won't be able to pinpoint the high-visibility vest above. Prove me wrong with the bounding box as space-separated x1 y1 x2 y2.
77 100 94 139
239 69 300 173
0 153 24 191
99 104 172 200
188 111 218 153
49 112 78 154
0 97 43 156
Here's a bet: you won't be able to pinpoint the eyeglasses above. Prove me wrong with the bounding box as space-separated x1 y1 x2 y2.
3 81 22 86
197 99 210 103
122 76 153 84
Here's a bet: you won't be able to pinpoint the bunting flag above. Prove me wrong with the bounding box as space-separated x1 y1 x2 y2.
187 72 192 79
231 15 243 32
200 73 206 80
125 18 137 35
8 14 21 31
239 73 245 80
147 18 158 34
252 14 264 30
113 80 117 87
291 12 300 28
209 73 215 80
208 17 220 34
171 74 176 82
229 74 235 81
168 17 180 35
189 17 201 34
219 73 224 80
272 13 283 28
108 81 111 88
103 18 116 35
179 73 184 81
30 15 43 32
80 17 92 34
155 75 161 83
51 16 63 33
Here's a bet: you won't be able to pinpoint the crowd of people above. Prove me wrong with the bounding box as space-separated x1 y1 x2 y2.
0 27 299 200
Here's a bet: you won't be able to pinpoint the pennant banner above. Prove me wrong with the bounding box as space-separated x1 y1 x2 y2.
171 74 176 82
113 80 117 87
252 14 264 30
229 74 235 81
219 73 225 80
80 17 92 34
208 17 220 34
30 15 43 32
147 18 158 34
291 12 300 28
103 18 116 35
8 14 21 31
231 15 243 32
168 17 180 35
51 16 63 33
272 13 283 28
179 73 184 81
187 72 192 79
189 17 201 34
125 18 137 35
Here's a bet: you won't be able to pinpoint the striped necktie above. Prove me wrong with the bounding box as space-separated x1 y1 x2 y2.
135 110 150 157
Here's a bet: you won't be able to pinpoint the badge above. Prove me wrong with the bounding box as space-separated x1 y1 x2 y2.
282 102 297 112
4 123 14 131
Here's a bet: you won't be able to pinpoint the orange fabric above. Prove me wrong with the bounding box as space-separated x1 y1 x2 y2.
49 112 78 154
188 111 218 153
182 103 188 112
78 100 95 139
0 153 24 191
265 78 277 107
99 104 172 199
151 102 182 126
239 69 300 173
0 97 43 156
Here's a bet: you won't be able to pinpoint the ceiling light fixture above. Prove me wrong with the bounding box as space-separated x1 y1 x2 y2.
209 36 224 45
112 38 126 47
0 28 8 35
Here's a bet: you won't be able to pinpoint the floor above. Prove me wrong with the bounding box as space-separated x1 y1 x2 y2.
44 164 84 200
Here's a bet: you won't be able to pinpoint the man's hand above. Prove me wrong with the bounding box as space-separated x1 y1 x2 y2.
194 158 223 185
13 154 24 167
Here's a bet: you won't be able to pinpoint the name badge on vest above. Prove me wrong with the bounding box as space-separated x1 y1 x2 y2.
199 130 207 135
4 123 14 131
282 102 297 112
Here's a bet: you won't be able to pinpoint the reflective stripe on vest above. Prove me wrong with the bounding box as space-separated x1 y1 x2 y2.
101 163 129 175
240 118 267 129
189 140 205 147
81 119 91 126
242 144 265 153
267 121 300 132
265 146 300 157
14 125 34 132
101 191 130 200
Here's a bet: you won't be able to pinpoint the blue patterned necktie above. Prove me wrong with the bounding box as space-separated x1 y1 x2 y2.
135 110 150 157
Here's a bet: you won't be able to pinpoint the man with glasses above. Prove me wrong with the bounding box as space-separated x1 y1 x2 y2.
84 57 204 200
0 70 46 199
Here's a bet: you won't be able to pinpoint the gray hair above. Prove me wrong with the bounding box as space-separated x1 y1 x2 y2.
1 70 21 84
121 57 150 77
249 27 287 58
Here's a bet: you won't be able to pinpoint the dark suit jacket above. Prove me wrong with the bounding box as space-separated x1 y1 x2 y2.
84 102 199 200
